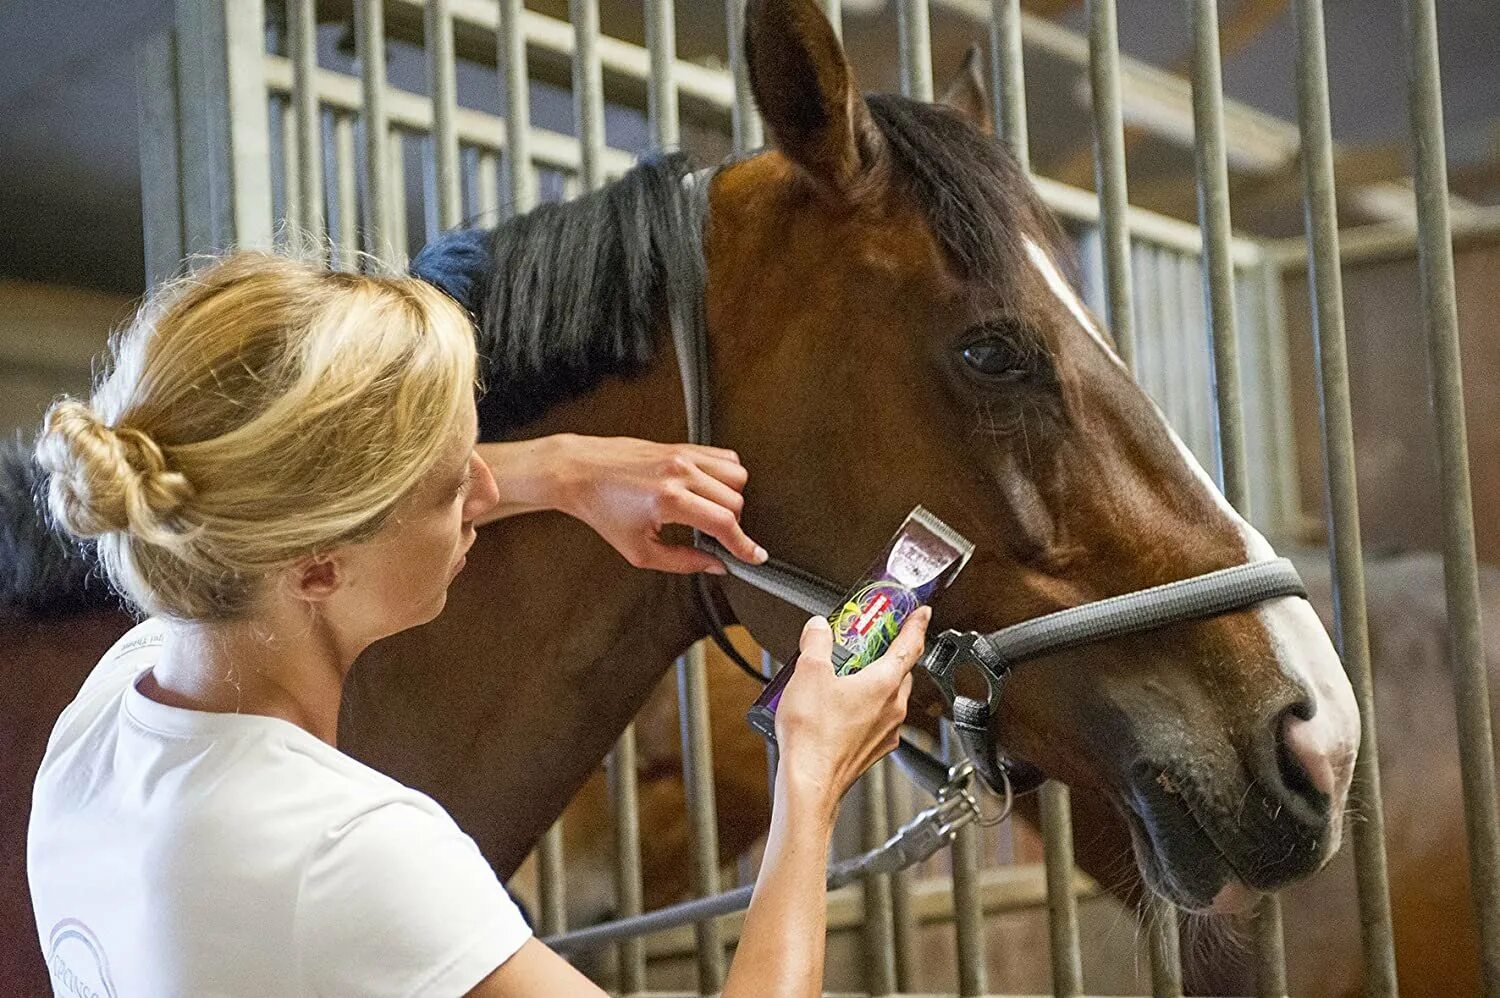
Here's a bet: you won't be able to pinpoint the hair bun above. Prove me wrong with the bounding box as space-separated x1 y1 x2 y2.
35 399 199 549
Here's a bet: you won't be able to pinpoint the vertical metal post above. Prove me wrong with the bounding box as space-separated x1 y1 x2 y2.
173 0 273 252
896 0 933 102
475 148 500 222
1041 781 1083 995
537 823 567 936
725 0 763 152
942 723 988 996
289 0 324 240
861 762 898 995
989 0 1027 170
386 131 408 266
354 0 391 261
1086 0 1136 368
138 31 185 286
497 0 536 212
821 0 843 40
1147 894 1184 996
281 97 303 234
571 0 606 189
608 727 647 993
1402 1 1500 992
886 761 919 992
425 0 461 230
646 0 680 150
678 645 726 993
1291 2 1398 993
1187 1 1282 990
332 113 359 269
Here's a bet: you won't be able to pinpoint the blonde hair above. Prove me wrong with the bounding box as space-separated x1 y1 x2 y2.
34 250 478 620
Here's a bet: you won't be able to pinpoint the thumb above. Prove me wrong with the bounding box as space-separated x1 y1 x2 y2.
799 615 833 665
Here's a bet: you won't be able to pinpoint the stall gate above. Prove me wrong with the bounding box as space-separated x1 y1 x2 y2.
136 1 1493 995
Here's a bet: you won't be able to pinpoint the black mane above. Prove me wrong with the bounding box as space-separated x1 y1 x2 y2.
0 435 119 621
411 153 704 439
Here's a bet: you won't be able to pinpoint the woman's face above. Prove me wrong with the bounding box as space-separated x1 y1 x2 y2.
335 397 499 642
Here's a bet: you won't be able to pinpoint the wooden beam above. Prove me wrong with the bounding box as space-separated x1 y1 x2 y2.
1050 0 1289 188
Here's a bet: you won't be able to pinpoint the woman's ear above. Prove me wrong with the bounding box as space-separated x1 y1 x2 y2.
290 553 344 603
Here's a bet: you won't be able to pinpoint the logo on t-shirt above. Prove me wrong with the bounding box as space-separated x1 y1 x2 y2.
47 919 116 998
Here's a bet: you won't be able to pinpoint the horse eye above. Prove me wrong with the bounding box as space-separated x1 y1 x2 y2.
961 337 1030 382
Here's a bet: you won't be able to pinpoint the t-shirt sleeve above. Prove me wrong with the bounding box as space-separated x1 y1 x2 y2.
295 801 533 997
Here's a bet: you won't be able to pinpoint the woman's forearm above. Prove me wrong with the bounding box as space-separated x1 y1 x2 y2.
474 435 577 526
723 769 839 998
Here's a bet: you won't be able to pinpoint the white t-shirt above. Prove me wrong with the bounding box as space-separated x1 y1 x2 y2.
28 617 532 997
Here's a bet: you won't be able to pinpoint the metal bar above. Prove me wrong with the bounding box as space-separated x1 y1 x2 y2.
1291 2 1398 992
498 0 536 212
645 0 680 150
677 645 726 993
425 0 461 230
1402 1 1500 991
1254 262 1300 540
289 0 324 240
896 0 933 102
886 760 919 992
724 0 763 152
942 723 987 996
1040 781 1083 996
1147 893 1183 996
1188 0 1248 509
387 129 408 266
861 761 898 995
608 726 647 994
138 31 185 286
333 112 359 269
1086 0 1136 368
989 0 1027 171
280 96 303 235
355 0 392 260
538 822 567 936
822 0 843 40
475 147 500 221
1189 4 1281 982
570 0 606 190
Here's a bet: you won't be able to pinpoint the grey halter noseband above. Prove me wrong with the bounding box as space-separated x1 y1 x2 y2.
668 167 1308 800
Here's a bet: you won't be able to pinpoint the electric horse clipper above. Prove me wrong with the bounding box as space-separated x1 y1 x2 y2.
747 506 974 740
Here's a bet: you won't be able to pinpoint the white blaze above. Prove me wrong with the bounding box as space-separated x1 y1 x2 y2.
1022 236 1359 846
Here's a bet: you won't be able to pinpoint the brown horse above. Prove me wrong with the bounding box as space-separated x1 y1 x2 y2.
2 0 1357 988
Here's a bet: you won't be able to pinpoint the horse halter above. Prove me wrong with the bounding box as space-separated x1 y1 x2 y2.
667 167 1309 800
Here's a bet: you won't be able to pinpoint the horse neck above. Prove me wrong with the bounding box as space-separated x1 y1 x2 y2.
342 342 712 876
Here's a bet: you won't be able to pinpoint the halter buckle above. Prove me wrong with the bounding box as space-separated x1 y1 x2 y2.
919 629 1000 709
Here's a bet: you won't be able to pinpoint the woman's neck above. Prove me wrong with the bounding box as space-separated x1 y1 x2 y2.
143 604 357 745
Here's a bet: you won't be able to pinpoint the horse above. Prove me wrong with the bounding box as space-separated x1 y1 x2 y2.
1 0 1358 988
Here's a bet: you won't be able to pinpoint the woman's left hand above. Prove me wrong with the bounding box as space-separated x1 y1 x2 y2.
548 434 768 575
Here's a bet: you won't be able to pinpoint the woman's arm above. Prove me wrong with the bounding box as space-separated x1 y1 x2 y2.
476 434 767 571
723 610 928 998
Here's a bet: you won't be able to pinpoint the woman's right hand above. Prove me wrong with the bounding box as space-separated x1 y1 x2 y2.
772 608 931 808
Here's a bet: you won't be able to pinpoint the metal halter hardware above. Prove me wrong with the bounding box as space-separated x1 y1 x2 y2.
666 166 1310 800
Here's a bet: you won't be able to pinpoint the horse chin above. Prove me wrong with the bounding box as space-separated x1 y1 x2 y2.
1121 798 1233 912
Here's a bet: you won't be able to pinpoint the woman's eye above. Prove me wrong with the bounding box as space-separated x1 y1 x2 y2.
961 337 1031 381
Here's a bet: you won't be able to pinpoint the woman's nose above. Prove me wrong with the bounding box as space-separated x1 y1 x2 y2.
465 452 501 520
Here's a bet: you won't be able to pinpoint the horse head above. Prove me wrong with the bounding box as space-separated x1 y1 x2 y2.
706 0 1359 911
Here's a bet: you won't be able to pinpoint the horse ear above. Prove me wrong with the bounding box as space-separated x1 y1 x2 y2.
745 0 882 192
940 44 994 135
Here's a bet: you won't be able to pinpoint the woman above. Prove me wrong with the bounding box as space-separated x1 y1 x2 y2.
27 251 926 997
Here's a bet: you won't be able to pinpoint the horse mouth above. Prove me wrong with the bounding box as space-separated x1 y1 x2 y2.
1121 779 1239 912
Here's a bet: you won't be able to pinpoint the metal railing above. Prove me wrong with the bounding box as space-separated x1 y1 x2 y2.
138 1 1496 995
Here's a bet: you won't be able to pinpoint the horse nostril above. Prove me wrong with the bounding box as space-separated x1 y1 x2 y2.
1278 702 1336 803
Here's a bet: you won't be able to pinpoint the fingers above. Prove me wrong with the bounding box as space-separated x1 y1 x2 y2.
669 490 766 565
631 541 727 575
870 607 932 680
692 454 750 491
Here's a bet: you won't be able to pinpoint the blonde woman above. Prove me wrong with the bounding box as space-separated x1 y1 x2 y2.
27 252 926 997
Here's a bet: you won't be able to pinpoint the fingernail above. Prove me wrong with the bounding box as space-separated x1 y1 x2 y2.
753 545 768 563
707 562 728 575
